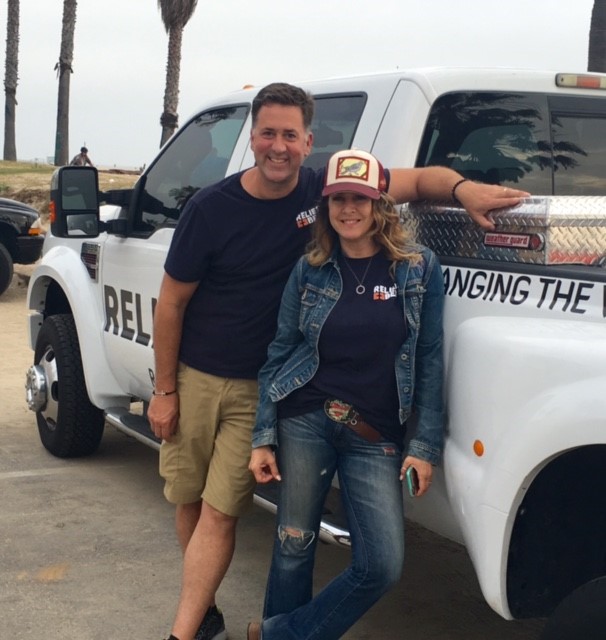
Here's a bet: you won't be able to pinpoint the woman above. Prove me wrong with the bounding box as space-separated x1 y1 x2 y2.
248 149 445 640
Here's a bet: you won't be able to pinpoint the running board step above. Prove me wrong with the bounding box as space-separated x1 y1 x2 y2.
104 407 351 548
105 406 161 451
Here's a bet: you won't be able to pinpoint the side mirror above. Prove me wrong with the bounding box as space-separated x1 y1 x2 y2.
50 166 100 238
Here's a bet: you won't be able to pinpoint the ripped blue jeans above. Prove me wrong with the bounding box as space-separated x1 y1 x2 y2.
262 409 405 640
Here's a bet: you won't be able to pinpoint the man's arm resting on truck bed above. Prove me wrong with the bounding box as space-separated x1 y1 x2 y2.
387 167 530 230
147 272 199 442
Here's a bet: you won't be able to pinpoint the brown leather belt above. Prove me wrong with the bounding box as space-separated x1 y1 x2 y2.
324 399 383 443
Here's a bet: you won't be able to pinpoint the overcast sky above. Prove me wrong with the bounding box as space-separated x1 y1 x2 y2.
2 0 596 168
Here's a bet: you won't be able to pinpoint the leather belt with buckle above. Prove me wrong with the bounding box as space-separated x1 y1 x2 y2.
324 399 383 443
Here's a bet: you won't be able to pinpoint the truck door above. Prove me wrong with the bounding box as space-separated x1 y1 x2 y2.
101 104 250 399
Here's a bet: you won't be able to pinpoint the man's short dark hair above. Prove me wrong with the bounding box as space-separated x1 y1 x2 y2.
252 82 315 130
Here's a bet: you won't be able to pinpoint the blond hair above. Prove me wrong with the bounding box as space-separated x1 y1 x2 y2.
306 193 421 272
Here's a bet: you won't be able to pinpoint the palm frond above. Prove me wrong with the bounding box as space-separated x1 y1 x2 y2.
157 0 199 32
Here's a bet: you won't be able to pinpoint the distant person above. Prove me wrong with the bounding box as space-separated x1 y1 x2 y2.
70 146 94 167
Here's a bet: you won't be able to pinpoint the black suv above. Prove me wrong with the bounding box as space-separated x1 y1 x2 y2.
0 197 44 296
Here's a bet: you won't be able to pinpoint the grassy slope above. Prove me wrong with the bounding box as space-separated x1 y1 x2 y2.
0 161 139 223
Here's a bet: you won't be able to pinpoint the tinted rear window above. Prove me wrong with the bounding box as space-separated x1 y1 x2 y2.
417 91 606 196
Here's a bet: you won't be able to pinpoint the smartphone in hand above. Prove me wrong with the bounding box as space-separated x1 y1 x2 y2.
405 466 419 497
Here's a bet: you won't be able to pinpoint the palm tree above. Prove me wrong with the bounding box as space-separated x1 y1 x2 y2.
588 0 606 71
157 0 199 147
3 0 19 161
54 0 78 166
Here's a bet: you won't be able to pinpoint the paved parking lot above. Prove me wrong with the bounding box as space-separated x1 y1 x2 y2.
1 269 545 639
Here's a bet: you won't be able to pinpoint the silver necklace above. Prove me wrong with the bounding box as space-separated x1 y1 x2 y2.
343 254 374 295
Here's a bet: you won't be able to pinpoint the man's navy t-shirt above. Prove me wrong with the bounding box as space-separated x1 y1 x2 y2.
164 167 322 379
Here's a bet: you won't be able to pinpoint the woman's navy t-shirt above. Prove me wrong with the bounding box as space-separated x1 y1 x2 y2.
278 252 407 442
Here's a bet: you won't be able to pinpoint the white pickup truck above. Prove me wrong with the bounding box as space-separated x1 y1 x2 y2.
24 68 606 638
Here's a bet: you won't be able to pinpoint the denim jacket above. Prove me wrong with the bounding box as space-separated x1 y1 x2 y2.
253 246 445 464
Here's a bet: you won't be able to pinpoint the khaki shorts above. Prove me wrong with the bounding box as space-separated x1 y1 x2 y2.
159 363 258 517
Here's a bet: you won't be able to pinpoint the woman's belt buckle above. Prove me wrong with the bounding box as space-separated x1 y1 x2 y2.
324 399 354 423
324 398 383 443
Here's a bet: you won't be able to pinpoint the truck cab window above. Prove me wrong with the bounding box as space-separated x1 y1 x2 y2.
418 92 552 195
134 105 249 233
304 94 366 171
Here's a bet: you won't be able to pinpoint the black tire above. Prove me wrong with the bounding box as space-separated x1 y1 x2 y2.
0 242 14 296
541 576 606 640
34 314 104 457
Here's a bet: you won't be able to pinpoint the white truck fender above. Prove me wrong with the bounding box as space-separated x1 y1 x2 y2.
27 245 128 409
444 315 606 618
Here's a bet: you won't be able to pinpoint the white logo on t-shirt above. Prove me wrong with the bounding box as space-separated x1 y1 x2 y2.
296 207 317 228
373 284 397 300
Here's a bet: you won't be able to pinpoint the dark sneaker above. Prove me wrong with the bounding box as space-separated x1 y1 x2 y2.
194 605 227 640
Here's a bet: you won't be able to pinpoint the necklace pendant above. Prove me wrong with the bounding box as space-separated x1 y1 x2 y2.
343 252 375 296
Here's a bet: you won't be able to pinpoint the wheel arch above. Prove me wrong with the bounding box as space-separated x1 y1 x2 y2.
27 258 128 408
444 316 606 620
507 443 606 619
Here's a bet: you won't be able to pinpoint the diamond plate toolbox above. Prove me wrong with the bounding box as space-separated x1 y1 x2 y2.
401 196 606 266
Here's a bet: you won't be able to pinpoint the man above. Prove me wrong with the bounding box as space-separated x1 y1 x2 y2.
69 146 94 166
148 82 527 640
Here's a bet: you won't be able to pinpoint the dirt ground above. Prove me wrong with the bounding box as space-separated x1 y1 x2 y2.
0 267 547 639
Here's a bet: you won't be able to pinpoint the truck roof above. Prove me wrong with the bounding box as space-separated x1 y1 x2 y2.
197 67 606 112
